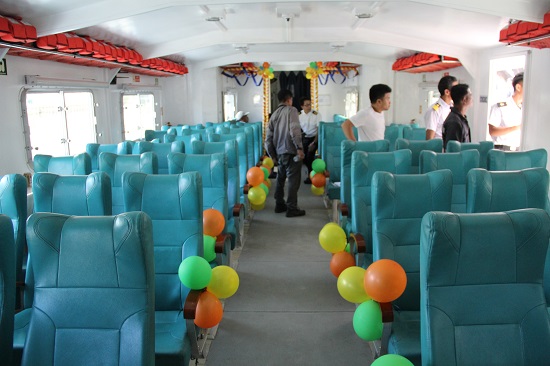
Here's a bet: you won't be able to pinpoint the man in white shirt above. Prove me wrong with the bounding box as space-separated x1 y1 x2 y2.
488 72 523 151
424 75 458 140
299 97 323 184
234 111 249 123
342 84 392 142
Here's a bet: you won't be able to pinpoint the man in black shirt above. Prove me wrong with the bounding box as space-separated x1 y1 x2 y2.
442 84 473 150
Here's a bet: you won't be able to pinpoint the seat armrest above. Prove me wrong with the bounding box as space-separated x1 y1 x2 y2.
380 302 394 323
243 184 250 194
349 233 366 253
183 290 203 319
324 170 330 178
233 203 244 217
340 203 349 217
184 290 205 360
215 234 232 266
215 234 230 254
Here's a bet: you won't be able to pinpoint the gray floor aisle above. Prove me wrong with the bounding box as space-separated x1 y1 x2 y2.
204 172 374 365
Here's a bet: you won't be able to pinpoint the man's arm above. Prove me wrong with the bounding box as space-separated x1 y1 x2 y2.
342 119 356 141
488 124 521 137
443 119 462 145
264 121 278 163
289 108 305 159
425 129 436 140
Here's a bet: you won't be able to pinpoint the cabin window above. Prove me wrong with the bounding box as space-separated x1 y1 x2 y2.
223 91 237 121
122 93 157 141
23 90 96 164
345 89 359 117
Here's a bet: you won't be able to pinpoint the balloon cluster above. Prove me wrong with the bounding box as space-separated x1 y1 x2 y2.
310 158 326 196
305 61 326 80
259 62 274 79
178 257 240 329
247 157 274 210
318 223 408 342
203 208 225 263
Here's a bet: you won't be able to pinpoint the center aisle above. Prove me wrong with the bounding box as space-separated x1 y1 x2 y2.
205 175 374 365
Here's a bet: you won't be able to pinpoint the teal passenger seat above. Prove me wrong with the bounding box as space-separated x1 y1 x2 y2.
33 153 91 175
420 209 550 365
122 172 205 365
0 215 15 366
86 142 132 172
372 170 453 365
99 152 158 214
445 141 493 169
487 148 547 171
395 138 443 173
419 150 480 213
21 212 155 366
135 141 185 174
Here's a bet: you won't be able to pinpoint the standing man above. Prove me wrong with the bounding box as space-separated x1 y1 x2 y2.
488 72 523 151
342 84 392 142
442 84 473 149
424 75 458 140
265 89 306 217
299 97 322 184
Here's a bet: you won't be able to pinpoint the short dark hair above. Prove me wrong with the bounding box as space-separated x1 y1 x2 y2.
299 97 311 107
450 84 470 105
369 84 392 104
278 89 293 103
512 72 524 89
438 75 457 95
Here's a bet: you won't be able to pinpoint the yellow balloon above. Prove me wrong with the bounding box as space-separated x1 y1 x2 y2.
306 73 312 79
248 186 266 205
337 266 371 303
311 185 324 196
207 265 240 299
318 223 347 253
250 201 265 210
263 157 274 169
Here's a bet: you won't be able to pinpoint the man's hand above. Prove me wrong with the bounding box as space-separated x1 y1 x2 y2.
308 142 316 153
297 150 305 160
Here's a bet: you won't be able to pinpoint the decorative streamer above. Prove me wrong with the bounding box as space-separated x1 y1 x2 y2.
262 62 271 145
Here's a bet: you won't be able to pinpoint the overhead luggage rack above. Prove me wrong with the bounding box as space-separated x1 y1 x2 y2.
499 12 550 49
391 52 461 73
0 14 188 77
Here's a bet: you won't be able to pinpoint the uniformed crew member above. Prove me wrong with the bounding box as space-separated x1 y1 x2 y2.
234 111 250 123
424 75 458 140
299 97 322 184
488 72 523 151
442 84 473 150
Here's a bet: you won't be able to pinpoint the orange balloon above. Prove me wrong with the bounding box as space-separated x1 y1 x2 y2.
330 251 356 277
311 173 326 188
194 291 223 328
364 259 407 303
247 167 264 187
263 179 271 188
203 208 225 237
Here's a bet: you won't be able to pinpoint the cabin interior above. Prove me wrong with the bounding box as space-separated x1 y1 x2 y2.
1 1 550 365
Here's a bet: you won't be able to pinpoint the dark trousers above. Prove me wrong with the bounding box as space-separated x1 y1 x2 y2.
302 135 317 174
275 154 302 210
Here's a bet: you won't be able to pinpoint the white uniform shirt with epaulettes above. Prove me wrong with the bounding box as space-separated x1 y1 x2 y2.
299 110 323 138
488 96 522 148
424 97 451 139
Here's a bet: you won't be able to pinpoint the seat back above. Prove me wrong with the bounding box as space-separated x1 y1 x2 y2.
86 142 132 172
487 148 548 171
34 153 92 175
33 172 112 215
136 141 185 174
324 125 349 184
420 209 550 366
208 132 247 191
22 212 155 366
351 150 412 267
341 139 390 210
419 150 480 213
228 126 256 168
0 215 15 366
403 127 426 141
250 122 263 162
192 140 239 210
123 172 202 309
445 141 494 169
145 129 170 142
99 152 158 214
164 132 201 147
395 138 443 173
372 170 452 310
0 174 27 282
383 125 402 151
168 153 228 229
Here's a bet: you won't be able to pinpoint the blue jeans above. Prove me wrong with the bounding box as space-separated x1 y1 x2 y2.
274 154 302 210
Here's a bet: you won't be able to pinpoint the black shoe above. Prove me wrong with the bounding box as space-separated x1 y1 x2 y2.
303 177 312 184
274 203 287 213
269 171 277 179
286 209 306 217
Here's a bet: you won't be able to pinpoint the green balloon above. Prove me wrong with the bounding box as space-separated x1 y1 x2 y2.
312 159 326 173
259 182 269 196
268 67 274 72
178 256 212 290
310 170 316 179
309 61 317 68
353 300 383 341
260 166 269 180
203 235 216 262
345 243 350 253
371 354 414 366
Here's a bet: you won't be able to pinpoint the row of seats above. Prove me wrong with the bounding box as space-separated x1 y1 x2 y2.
0 171 216 365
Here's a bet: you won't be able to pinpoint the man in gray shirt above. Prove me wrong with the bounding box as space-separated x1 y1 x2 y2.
265 89 306 217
